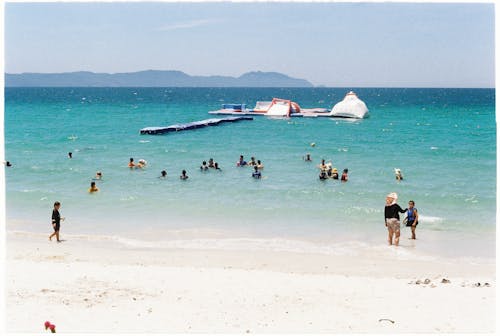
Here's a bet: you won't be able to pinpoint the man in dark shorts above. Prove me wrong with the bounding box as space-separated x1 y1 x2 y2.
49 201 65 242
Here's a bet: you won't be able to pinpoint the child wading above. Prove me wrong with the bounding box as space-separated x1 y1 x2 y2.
406 200 419 239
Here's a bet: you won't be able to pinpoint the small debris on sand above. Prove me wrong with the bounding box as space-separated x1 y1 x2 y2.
378 318 395 324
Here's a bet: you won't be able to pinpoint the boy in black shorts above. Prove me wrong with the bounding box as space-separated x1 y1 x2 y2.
49 201 65 242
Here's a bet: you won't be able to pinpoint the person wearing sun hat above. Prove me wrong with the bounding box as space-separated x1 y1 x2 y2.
384 192 407 246
331 167 339 180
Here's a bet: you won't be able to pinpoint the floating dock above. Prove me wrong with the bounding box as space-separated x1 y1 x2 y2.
140 116 253 135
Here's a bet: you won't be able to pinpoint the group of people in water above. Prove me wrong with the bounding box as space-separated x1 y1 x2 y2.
236 155 265 179
124 155 263 182
122 155 264 183
305 154 349 182
128 157 147 169
200 158 221 171
88 153 354 192
87 171 102 193
48 150 420 245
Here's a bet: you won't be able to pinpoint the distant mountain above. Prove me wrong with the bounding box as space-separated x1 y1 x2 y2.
5 70 314 87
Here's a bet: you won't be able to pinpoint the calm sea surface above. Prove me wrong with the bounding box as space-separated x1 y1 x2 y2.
4 87 496 259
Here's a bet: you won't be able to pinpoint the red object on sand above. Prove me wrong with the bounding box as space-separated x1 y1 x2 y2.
44 321 51 329
49 324 56 333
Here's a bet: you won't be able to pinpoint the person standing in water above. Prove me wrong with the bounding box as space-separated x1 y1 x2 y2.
395 168 403 181
49 201 65 242
237 155 247 167
88 181 99 193
318 159 327 171
331 168 339 180
180 170 189 180
200 161 209 171
384 192 407 246
341 168 349 182
136 159 147 169
319 170 328 180
252 166 261 179
405 200 419 239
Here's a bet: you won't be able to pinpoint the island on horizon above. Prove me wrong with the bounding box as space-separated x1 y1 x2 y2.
4 70 314 88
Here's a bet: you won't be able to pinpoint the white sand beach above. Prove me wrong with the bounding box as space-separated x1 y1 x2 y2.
5 231 496 334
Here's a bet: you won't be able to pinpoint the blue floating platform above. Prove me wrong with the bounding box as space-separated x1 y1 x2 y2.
140 116 253 135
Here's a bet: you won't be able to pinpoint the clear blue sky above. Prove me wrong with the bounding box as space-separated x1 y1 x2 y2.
4 2 495 87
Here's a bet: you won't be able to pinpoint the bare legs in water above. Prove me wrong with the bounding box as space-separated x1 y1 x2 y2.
387 227 400 246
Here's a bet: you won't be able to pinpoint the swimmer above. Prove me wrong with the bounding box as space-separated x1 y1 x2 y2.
159 170 167 178
128 158 135 168
303 153 312 161
68 152 73 159
180 170 189 180
248 157 257 166
252 166 261 179
318 159 328 172
88 181 99 193
200 161 209 171
93 171 102 180
331 168 339 180
319 170 328 180
237 155 247 167
257 160 264 170
395 168 403 181
326 164 333 177
208 158 215 168
5 161 12 167
341 168 348 182
137 159 147 169
214 162 221 170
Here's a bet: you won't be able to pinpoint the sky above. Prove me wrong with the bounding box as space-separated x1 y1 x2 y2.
3 1 496 87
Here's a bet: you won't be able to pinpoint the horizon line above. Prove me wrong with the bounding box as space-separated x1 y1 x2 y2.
4 86 495 89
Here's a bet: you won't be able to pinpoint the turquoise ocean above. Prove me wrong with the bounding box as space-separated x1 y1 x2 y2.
4 88 496 259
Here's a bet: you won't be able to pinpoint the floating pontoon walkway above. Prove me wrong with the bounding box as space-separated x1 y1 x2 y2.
140 116 253 135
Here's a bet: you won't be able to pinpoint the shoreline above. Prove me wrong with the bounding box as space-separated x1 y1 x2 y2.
5 230 496 333
6 222 497 261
